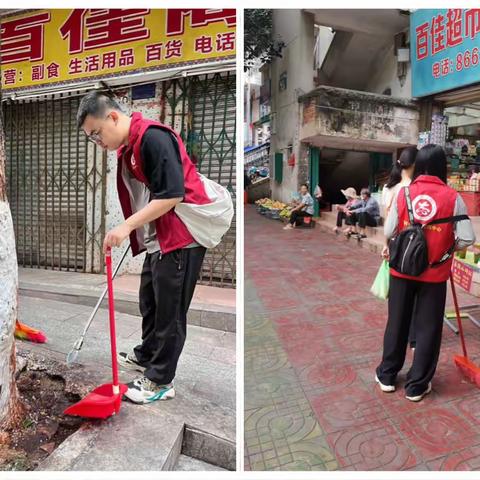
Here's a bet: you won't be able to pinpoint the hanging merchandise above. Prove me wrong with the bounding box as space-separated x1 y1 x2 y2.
431 114 449 147
418 131 431 149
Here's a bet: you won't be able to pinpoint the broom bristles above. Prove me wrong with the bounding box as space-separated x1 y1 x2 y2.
454 355 480 387
14 320 47 343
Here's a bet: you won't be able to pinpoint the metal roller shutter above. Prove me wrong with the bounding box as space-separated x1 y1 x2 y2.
3 93 106 273
160 72 236 287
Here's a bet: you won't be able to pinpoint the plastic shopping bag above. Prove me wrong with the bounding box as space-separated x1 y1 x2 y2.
370 260 390 300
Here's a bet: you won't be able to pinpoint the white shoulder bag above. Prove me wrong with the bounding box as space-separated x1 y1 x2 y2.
174 174 234 249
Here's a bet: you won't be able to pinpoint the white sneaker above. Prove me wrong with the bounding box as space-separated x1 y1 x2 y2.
375 374 395 392
124 376 175 404
118 351 145 373
405 382 432 402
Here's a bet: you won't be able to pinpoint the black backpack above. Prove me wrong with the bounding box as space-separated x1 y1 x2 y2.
389 187 469 277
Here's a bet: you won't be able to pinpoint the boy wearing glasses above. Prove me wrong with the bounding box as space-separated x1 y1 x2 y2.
77 91 209 404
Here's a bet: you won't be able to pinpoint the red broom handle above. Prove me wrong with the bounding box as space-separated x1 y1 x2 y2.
106 247 120 392
450 273 468 358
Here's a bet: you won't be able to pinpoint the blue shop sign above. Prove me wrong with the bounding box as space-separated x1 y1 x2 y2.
411 9 480 98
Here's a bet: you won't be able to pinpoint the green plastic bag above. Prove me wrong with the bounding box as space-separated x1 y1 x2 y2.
370 260 390 300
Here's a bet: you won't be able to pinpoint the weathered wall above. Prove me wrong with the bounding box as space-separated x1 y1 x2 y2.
300 87 419 147
269 10 315 203
268 11 418 204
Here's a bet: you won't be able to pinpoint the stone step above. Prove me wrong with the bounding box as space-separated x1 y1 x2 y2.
315 216 384 255
175 455 226 471
321 210 382 237
18 269 235 333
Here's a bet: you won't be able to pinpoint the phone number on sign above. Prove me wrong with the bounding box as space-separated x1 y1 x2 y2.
432 47 479 79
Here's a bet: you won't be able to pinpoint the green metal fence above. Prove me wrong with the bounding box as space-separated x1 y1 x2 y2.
160 72 236 287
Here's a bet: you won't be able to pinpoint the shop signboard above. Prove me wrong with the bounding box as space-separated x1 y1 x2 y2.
453 258 474 293
1 9 236 93
411 9 480 97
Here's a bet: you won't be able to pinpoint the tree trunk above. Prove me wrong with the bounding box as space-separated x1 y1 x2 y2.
0 95 23 430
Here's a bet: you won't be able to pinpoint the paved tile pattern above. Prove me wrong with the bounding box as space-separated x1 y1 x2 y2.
244 206 480 471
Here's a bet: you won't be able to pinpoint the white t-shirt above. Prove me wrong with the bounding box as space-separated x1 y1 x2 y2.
382 179 411 215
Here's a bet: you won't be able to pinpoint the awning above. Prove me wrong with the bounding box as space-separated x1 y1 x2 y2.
434 84 480 107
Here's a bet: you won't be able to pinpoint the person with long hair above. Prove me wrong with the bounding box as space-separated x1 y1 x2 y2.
376 144 475 402
382 147 418 216
382 147 418 349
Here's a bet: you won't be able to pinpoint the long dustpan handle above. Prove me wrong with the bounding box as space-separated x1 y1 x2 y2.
77 245 130 342
450 274 468 358
106 247 120 394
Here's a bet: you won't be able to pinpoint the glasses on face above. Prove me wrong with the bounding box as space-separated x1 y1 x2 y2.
86 129 103 145
85 114 110 145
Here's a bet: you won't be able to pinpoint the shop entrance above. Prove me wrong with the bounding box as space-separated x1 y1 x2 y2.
442 98 480 216
309 146 392 214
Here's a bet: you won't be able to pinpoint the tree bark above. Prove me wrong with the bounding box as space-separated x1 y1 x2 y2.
0 93 23 430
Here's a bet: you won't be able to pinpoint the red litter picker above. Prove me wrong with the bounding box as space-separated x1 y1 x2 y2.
450 274 480 387
64 247 128 419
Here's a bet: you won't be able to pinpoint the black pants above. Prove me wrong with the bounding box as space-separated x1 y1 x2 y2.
349 211 377 229
133 247 206 385
289 210 312 226
376 275 447 396
336 211 348 228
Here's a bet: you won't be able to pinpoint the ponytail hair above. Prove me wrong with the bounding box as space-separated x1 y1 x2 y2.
385 146 418 189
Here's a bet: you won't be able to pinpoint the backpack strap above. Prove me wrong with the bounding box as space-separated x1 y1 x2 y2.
426 214 469 226
406 186 470 226
405 187 470 268
404 187 416 226
428 215 470 267
430 242 457 267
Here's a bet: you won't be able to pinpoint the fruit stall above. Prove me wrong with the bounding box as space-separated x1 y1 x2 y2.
255 198 292 222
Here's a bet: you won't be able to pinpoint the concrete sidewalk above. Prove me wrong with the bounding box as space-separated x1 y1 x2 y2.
16 292 236 470
245 205 480 471
18 268 236 332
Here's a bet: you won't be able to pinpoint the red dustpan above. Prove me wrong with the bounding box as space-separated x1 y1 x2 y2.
64 247 128 419
450 274 480 387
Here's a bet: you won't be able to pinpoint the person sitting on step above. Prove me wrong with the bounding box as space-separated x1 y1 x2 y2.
333 187 360 235
344 188 380 239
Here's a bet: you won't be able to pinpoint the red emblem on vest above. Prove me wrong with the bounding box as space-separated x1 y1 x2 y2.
412 195 437 222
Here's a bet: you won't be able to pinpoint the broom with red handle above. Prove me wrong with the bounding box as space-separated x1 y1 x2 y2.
450 274 480 386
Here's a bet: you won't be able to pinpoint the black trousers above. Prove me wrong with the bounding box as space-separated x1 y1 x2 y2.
336 211 348 227
376 275 447 396
133 247 206 385
289 210 312 225
349 211 377 228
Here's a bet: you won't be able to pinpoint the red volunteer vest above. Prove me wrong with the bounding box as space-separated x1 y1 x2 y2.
117 112 211 256
391 175 457 283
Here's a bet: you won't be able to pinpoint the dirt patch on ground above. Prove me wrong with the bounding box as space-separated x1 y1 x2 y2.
0 368 84 471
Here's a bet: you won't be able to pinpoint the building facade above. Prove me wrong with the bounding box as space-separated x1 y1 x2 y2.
266 9 420 213
1 8 236 286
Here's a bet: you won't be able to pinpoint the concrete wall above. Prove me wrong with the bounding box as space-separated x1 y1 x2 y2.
270 10 315 203
299 87 419 148
268 11 417 204
366 44 412 99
